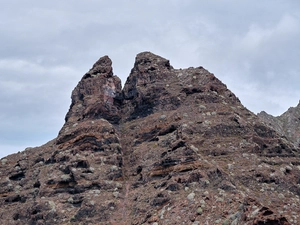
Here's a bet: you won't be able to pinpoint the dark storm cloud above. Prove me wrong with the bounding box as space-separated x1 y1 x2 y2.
1 0 300 157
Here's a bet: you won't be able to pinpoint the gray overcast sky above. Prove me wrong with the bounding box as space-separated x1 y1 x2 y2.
1 0 300 158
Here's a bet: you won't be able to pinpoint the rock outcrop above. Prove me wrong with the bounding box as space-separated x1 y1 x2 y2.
258 101 300 149
0 52 299 224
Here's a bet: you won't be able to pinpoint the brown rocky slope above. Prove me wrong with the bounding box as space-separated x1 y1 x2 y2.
0 52 300 225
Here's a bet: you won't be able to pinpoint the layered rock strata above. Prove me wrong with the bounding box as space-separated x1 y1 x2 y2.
0 52 299 225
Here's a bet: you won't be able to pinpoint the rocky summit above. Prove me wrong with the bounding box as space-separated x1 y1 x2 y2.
1 52 300 225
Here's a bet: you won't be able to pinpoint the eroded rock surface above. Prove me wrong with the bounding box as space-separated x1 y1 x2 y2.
0 52 299 224
258 102 300 149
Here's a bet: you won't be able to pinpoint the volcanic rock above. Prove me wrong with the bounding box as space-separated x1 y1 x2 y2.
0 52 299 224
258 101 300 149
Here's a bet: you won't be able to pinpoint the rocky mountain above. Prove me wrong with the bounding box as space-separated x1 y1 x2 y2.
258 102 300 149
1 52 300 225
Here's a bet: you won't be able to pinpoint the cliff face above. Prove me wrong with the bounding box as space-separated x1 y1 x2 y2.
258 102 300 149
0 52 299 225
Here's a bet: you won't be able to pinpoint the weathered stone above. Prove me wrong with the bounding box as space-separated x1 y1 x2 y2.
258 101 300 148
197 207 203 215
0 52 298 225
187 192 195 201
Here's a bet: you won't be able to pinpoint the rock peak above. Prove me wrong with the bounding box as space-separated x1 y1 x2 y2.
134 51 173 72
0 52 299 225
259 100 300 148
83 55 113 79
59 55 122 134
135 51 167 61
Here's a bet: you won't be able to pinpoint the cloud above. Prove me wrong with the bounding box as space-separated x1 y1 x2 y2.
238 13 300 56
0 59 83 153
234 13 300 113
1 0 300 157
193 12 300 115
